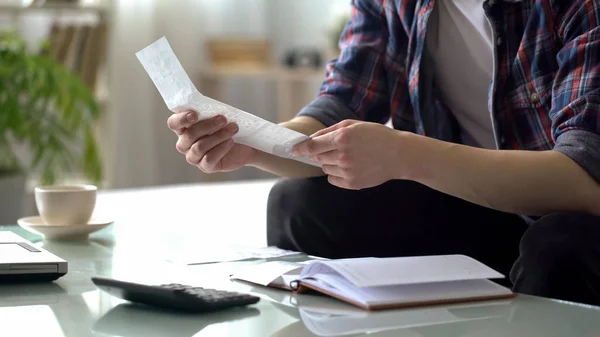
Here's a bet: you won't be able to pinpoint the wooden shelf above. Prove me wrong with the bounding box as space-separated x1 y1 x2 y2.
0 3 108 14
199 65 325 82
198 65 327 123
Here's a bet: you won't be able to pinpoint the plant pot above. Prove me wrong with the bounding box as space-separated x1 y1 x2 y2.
0 172 27 225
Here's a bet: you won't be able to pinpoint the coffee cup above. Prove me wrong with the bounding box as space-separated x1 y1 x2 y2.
35 185 97 226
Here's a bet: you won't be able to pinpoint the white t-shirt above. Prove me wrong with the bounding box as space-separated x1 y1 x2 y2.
426 0 496 149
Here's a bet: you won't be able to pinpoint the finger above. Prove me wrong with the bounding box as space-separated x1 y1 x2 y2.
177 116 228 153
310 120 355 138
187 123 239 163
310 150 351 166
199 139 236 172
168 111 200 135
292 132 337 157
185 144 202 166
321 164 345 177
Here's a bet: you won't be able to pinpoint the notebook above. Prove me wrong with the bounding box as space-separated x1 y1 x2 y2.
230 255 517 310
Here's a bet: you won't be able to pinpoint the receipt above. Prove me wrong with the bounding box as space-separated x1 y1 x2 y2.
136 37 320 166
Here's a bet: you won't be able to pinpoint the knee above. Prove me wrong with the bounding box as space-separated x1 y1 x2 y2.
266 177 325 248
511 213 600 303
517 213 599 273
267 178 312 222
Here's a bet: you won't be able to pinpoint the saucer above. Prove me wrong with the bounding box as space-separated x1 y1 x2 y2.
17 216 114 241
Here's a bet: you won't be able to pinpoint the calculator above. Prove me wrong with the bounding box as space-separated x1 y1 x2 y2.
91 277 260 313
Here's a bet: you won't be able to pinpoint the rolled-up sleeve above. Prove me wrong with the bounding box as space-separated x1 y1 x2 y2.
555 130 600 183
551 1 600 183
298 0 391 127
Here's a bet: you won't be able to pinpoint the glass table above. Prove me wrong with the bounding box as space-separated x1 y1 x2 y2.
1 223 599 337
1 179 599 337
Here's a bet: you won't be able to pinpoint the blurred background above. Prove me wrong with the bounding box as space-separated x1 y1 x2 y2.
0 0 351 223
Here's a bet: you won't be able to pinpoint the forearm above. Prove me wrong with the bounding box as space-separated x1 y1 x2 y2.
402 133 600 216
247 116 326 178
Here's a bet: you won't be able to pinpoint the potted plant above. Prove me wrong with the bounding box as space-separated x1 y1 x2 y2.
0 29 103 224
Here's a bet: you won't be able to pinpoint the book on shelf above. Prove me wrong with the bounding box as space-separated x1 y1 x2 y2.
230 254 517 311
53 24 75 64
44 22 107 95
79 23 107 92
63 25 86 71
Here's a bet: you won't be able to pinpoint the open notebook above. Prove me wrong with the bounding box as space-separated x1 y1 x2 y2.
230 255 517 310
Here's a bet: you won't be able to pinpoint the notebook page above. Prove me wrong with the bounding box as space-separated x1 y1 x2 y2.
301 255 504 288
301 275 512 308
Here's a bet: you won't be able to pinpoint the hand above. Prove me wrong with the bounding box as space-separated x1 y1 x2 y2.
167 111 257 173
292 120 406 190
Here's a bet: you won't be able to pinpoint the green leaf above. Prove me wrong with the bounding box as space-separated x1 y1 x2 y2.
83 127 102 183
40 165 56 185
31 144 45 169
0 29 104 184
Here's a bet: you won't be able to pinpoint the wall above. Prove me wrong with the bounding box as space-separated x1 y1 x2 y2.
2 0 352 189
107 0 271 189
106 0 352 189
268 0 350 57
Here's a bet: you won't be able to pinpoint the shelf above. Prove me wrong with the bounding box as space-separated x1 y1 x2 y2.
0 3 108 14
197 65 326 124
199 65 326 82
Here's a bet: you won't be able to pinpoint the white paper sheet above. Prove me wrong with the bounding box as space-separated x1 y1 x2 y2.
230 261 305 287
165 246 305 265
136 37 320 166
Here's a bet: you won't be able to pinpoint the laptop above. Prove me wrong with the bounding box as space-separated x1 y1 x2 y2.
0 232 67 282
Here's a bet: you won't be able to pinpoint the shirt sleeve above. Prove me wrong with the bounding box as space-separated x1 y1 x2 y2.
552 1 600 183
298 0 391 127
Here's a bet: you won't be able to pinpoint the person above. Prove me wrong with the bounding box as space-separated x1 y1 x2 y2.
167 0 600 306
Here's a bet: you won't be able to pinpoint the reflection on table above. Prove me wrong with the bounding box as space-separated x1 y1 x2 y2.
269 294 600 337
93 303 260 337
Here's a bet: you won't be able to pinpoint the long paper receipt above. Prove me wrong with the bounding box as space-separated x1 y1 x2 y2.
136 37 319 166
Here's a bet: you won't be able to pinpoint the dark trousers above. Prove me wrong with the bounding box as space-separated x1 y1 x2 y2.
266 177 600 306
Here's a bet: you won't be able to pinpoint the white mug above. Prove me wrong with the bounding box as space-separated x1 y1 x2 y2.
35 185 97 226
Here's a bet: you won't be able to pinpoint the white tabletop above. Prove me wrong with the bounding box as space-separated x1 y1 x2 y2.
1 179 600 337
93 179 276 250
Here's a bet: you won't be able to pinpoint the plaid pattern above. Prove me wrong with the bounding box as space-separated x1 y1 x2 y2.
314 0 600 151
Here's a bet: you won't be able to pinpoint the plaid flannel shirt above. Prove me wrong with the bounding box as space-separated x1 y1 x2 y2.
299 0 600 183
